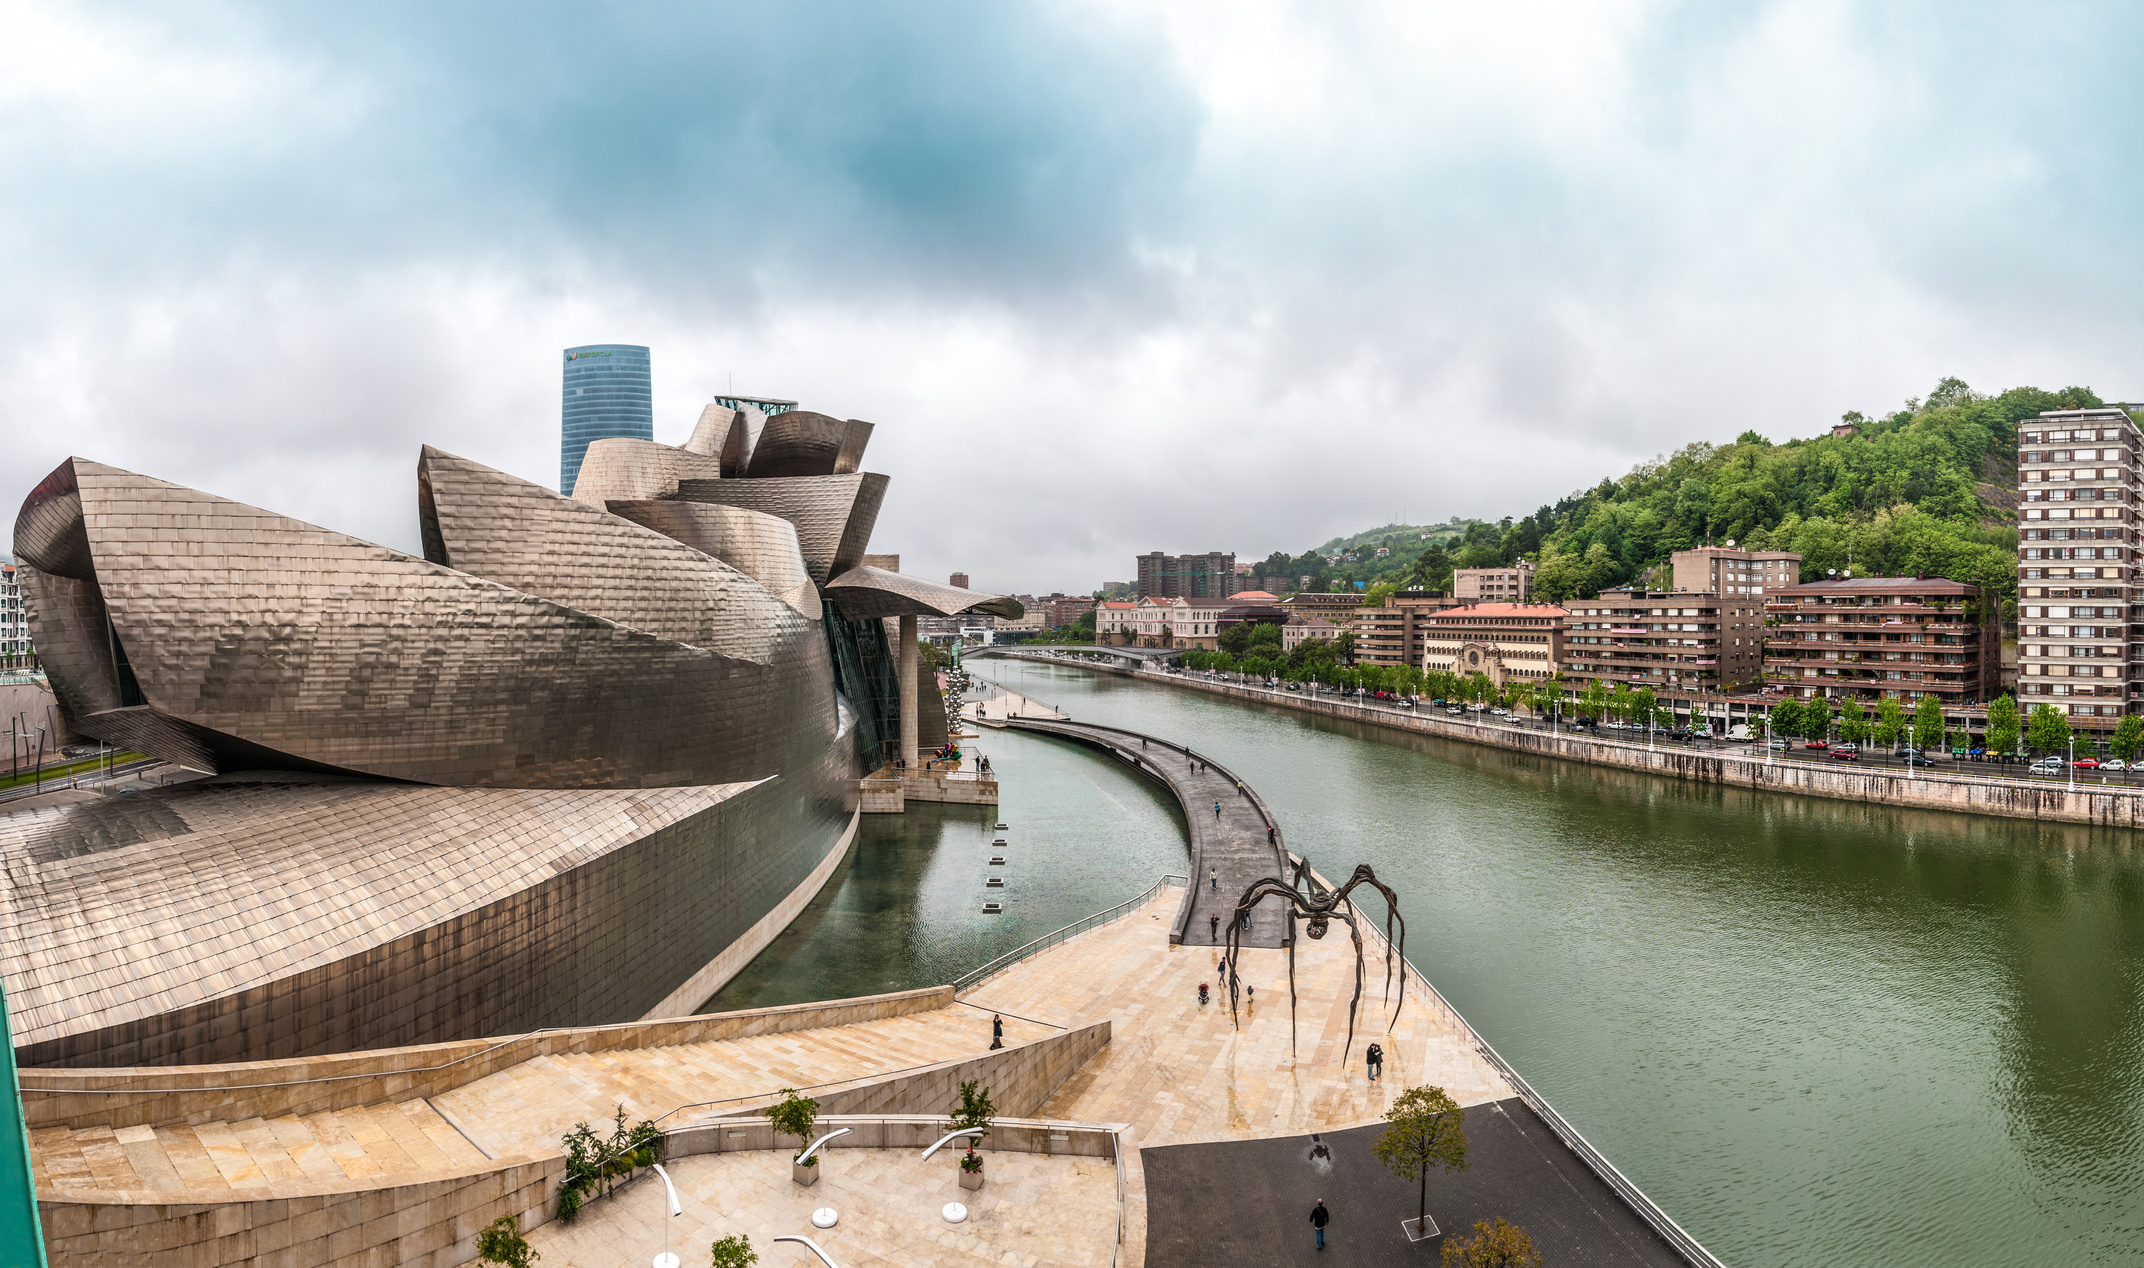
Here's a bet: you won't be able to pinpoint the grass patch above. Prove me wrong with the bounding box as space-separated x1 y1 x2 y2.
0 751 147 793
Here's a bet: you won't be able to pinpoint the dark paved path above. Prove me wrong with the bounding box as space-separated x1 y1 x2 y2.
999 717 1294 948
1143 1099 1693 1267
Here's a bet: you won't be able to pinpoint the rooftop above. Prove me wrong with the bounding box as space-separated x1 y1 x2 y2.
1773 575 1976 595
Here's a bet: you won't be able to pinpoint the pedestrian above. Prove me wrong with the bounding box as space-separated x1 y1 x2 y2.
1213 800 1221 820
1245 983 1254 1007
990 1014 1004 1050
1267 826 1276 846
1210 867 1218 891
1309 1199 1330 1250
1366 1042 1383 1081
1209 913 1221 941
1239 909 1251 932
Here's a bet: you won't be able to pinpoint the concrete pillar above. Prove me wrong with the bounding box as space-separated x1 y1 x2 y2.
899 613 919 769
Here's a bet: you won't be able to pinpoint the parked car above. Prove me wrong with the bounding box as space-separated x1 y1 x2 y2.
2104 759 2129 772
1668 729 1694 743
1762 738 1789 751
1446 706 1464 715
1829 744 1860 761
1804 739 1829 750
2029 758 2064 775
2074 757 2102 770
1490 707 1508 716
1902 753 1937 768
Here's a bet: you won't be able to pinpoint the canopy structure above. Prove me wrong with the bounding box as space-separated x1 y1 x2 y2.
823 566 1024 621
822 566 1023 771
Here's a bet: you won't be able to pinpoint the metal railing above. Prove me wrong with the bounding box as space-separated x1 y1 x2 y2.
953 875 1186 994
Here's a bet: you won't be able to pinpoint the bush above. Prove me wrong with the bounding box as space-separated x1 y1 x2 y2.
556 1105 664 1221
1440 1217 1543 1267
476 1214 540 1268
709 1233 758 1268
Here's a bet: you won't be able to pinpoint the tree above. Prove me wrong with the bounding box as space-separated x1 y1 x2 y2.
2027 703 2072 756
709 1235 758 1268
1441 1218 1543 1268
2113 715 2144 763
948 1079 995 1173
1373 1085 1470 1236
768 1089 820 1165
1768 699 1802 741
1873 698 1905 748
476 1215 539 1268
1836 696 1867 745
1911 695 1945 751
1986 695 2021 756
1218 623 1253 655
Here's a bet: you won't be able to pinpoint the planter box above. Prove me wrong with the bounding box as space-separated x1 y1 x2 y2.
793 1160 820 1187
959 1167 984 1191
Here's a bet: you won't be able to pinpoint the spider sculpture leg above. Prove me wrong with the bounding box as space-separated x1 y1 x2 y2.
1340 908 1365 1066
1330 866 1408 1031
1285 905 1298 1059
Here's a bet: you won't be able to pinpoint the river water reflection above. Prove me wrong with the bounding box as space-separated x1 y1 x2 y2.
717 661 2144 1266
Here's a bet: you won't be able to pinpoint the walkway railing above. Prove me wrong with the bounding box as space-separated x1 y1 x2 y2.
1332 878 1728 1268
953 875 1187 994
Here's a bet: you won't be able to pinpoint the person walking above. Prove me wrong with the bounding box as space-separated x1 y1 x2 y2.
1366 1042 1383 1082
990 1014 1004 1050
1210 867 1219 891
1309 1199 1330 1250
1267 826 1276 846
1213 800 1222 820
1209 913 1221 942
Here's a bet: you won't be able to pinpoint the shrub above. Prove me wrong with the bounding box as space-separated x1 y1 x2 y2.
475 1213 540 1268
1440 1217 1543 1267
709 1233 758 1268
948 1079 995 1165
556 1105 663 1220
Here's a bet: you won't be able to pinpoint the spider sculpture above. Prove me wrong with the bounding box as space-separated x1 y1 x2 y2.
1222 861 1406 1064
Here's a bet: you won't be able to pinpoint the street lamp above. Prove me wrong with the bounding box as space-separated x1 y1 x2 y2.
648 1163 683 1268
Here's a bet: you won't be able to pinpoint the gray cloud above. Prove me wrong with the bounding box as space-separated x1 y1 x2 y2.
5 1 2143 592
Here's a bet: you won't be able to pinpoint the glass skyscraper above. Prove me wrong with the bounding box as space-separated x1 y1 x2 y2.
560 344 653 495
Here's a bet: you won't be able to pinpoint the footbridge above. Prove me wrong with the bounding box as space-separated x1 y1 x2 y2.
963 643 1178 671
990 716 1295 950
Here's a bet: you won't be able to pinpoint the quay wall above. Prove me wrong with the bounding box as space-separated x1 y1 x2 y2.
983 653 2144 830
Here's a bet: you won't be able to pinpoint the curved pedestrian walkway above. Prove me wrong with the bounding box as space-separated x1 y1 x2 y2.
986 716 1294 950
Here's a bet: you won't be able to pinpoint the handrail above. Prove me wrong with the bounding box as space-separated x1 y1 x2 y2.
773 1235 841 1267
953 875 1187 994
797 1127 851 1165
919 1128 985 1161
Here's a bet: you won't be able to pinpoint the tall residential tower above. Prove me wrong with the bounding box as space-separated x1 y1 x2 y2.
2016 407 2144 732
560 344 653 495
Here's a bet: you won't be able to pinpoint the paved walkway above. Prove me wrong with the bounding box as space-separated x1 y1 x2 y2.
526 1148 1118 1268
996 717 1294 950
1142 1106 1686 1267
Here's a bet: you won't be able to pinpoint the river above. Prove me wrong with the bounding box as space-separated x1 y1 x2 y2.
715 659 2144 1267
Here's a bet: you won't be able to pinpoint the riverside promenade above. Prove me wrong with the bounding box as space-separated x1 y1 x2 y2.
982 649 2144 830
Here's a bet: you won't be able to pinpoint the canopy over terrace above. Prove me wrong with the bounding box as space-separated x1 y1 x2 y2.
824 565 1024 767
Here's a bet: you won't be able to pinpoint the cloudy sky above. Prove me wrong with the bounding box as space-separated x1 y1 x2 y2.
5 1 2141 593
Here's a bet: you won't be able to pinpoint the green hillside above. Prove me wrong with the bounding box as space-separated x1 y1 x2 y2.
1358 378 2112 616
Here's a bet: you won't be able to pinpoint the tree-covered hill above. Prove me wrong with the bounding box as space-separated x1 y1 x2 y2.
1381 379 2113 616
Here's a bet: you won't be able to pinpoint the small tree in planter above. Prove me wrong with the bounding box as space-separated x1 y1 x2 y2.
1374 1085 1470 1242
555 1105 665 1222
476 1214 540 1268
709 1233 758 1268
948 1079 995 1191
767 1089 823 1187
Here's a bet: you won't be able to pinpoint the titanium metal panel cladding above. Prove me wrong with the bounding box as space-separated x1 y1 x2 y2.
570 436 727 506
822 565 1025 620
606 499 821 619
683 402 742 456
744 411 875 478
14 456 839 789
673 474 888 584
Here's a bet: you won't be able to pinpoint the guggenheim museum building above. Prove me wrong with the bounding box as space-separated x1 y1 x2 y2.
2 403 1016 1068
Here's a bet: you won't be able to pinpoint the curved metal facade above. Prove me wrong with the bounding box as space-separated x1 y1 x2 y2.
4 413 936 1066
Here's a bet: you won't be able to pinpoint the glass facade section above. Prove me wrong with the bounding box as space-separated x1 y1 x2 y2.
560 344 653 495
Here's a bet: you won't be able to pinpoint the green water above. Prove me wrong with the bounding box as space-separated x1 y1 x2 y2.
715 660 2144 1266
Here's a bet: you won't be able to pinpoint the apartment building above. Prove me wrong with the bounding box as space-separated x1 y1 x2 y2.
1135 551 1243 600
1761 575 1998 706
1282 615 1341 651
1564 590 1764 701
1095 600 1139 642
1118 595 1228 648
1454 562 1534 602
0 559 28 667
1672 546 1802 598
1034 594 1095 629
2016 407 2144 728
1351 591 1463 667
1280 592 1364 626
1419 604 1565 687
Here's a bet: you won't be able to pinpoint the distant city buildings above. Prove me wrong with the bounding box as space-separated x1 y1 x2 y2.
559 344 652 496
1351 591 1461 667
1095 600 1138 642
1763 576 1998 707
1136 551 1245 600
949 572 970 589
1673 546 1801 598
1419 604 1565 688
1280 591 1364 626
1564 589 1765 699
0 557 29 667
2015 406 2142 729
1454 562 1534 602
1281 615 1340 651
